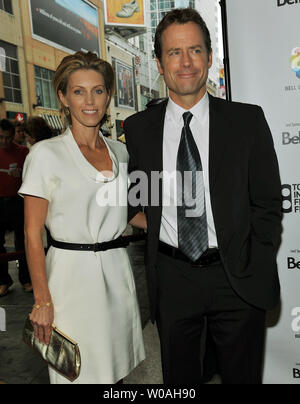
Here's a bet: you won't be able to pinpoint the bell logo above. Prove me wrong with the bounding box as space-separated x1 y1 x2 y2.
290 48 300 79
293 368 300 378
0 308 6 332
291 308 300 333
277 0 300 6
287 257 300 269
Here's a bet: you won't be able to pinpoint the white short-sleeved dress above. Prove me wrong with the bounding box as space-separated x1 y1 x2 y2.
19 128 145 384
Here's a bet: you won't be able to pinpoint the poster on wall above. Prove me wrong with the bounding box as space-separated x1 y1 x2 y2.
104 0 145 27
225 0 300 384
115 59 135 109
29 0 100 55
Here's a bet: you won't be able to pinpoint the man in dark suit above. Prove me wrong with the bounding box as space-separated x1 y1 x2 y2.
124 8 282 384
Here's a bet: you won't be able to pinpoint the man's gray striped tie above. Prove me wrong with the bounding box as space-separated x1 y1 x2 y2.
176 111 208 262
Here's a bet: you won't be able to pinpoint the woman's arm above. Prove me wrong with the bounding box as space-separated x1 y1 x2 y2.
24 195 54 344
129 212 147 231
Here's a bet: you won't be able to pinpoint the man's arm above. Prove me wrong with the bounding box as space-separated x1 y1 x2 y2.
124 120 144 223
249 107 282 255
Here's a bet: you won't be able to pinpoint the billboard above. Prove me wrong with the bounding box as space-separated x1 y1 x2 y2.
114 59 135 109
29 0 100 55
104 0 145 27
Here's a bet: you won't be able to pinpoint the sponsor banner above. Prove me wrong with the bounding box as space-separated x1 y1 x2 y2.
29 0 100 55
104 0 145 27
226 0 300 383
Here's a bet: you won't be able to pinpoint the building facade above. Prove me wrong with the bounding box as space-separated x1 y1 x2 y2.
0 0 28 123
0 0 224 139
195 0 223 95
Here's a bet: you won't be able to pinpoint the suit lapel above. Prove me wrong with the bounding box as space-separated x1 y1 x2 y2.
147 99 168 175
209 94 229 192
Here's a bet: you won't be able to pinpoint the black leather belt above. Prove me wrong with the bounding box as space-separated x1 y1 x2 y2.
158 241 221 268
50 235 130 252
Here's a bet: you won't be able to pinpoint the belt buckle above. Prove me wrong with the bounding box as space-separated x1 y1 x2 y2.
93 243 101 252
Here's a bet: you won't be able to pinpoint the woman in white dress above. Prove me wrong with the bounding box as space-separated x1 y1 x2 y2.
19 51 146 384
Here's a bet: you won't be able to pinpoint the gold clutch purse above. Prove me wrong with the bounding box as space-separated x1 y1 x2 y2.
23 316 81 382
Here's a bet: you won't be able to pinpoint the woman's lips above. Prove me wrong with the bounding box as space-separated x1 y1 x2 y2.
82 110 98 115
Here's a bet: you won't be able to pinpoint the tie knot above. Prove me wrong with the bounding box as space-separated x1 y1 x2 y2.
183 111 193 127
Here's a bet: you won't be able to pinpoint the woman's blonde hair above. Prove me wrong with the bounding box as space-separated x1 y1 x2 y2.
52 51 115 127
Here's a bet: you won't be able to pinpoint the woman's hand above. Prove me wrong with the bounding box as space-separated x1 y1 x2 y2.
30 302 54 345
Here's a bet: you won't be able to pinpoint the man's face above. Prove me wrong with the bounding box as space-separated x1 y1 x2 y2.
14 126 25 144
0 128 14 149
156 22 212 108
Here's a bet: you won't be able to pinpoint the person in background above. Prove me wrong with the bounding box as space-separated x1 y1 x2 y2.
13 121 26 146
24 117 53 146
0 119 32 296
19 51 145 384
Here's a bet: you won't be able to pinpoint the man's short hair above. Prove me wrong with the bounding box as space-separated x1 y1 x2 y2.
13 120 24 129
0 119 15 136
154 8 212 62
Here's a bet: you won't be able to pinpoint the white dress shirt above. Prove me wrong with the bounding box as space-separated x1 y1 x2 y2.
159 92 218 248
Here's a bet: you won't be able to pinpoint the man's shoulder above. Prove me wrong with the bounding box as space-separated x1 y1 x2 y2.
210 95 261 114
124 99 168 127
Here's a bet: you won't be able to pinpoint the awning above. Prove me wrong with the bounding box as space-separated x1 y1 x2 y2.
40 114 63 131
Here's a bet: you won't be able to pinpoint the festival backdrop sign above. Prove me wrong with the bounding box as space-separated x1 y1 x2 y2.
104 0 145 27
29 0 100 55
225 0 300 384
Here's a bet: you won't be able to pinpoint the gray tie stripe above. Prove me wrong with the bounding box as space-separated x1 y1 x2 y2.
176 111 208 261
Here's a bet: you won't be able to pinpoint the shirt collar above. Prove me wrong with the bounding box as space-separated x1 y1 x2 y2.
166 92 209 126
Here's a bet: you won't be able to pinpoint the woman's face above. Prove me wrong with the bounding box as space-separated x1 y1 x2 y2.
59 69 110 130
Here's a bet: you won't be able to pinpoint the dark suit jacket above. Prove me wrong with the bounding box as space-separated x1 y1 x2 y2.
124 94 282 322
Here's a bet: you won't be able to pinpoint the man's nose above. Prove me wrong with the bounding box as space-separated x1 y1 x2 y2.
181 51 192 67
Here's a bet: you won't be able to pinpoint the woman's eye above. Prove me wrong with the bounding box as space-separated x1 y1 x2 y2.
74 89 82 95
95 89 103 94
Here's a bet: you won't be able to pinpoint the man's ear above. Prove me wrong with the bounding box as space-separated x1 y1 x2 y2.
156 58 164 75
208 50 213 69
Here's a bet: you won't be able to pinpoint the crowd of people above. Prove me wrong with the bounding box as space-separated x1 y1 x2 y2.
0 8 282 385
0 117 54 297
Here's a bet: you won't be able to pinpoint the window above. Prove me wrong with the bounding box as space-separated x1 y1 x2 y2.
0 40 22 104
34 66 58 109
0 0 13 14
